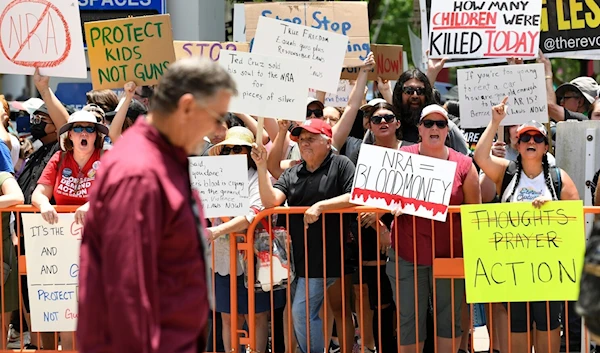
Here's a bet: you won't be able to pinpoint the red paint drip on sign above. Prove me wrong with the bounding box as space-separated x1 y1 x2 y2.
351 188 448 217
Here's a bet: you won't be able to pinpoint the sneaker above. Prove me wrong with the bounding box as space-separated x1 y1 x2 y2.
329 341 341 353
6 324 30 349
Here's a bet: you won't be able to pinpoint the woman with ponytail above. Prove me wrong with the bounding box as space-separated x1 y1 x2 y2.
474 97 579 353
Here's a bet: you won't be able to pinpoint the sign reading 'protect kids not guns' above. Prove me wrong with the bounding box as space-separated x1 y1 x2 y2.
84 14 176 90
461 201 586 304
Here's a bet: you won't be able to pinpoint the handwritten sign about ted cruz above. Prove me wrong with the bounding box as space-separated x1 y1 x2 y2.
252 16 348 93
23 213 81 332
219 50 309 122
84 14 175 90
309 80 354 108
174 41 249 61
350 144 457 222
428 0 542 59
245 1 370 67
461 201 585 303
457 63 547 128
189 155 249 219
341 45 403 81
0 0 87 78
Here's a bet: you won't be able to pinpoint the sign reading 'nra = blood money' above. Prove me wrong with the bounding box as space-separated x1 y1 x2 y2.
350 144 457 222
428 0 542 59
0 0 86 78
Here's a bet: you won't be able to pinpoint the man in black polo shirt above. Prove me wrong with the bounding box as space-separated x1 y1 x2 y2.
252 118 355 353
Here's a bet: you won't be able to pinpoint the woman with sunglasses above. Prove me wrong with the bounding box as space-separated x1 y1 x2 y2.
387 104 481 353
474 97 579 353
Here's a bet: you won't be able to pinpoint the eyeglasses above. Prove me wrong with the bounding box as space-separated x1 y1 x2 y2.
421 119 448 128
306 109 324 118
402 86 426 96
519 133 545 143
220 145 244 155
370 114 396 124
30 113 49 125
72 125 96 134
560 95 581 102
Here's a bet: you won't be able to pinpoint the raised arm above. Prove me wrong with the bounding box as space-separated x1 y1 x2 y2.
376 78 393 104
473 97 510 185
537 52 568 122
34 69 69 131
426 51 448 86
266 120 291 179
109 82 135 144
252 143 286 208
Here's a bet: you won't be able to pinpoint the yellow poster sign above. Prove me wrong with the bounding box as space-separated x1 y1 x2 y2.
461 201 586 304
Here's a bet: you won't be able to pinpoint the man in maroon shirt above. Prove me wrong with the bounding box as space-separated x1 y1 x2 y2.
77 58 237 353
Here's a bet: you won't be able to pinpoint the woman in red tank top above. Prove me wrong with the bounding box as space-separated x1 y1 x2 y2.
386 104 481 353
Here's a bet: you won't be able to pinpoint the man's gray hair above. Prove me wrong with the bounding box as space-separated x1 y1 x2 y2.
150 58 237 115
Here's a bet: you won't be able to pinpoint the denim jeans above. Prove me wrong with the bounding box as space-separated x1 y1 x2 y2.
292 277 337 353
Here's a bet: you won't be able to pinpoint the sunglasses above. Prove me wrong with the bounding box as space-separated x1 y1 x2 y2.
72 126 96 133
30 113 48 125
306 109 324 118
421 119 448 128
402 86 426 96
370 114 396 124
519 133 546 143
220 145 245 155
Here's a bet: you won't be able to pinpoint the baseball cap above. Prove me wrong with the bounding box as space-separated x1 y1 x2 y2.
306 97 325 109
517 120 547 138
555 77 599 104
420 104 449 121
290 119 332 142
22 98 44 115
359 98 387 111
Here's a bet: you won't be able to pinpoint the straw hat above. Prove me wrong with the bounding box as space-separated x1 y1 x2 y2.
207 126 255 156
59 111 109 151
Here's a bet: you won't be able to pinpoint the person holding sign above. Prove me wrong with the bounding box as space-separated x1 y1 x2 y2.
387 105 481 353
473 97 580 353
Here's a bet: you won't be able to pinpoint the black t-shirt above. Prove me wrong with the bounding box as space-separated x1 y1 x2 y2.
273 151 355 278
18 142 60 204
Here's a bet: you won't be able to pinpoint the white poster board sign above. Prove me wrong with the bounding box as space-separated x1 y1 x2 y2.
219 50 309 121
428 0 542 59
457 63 548 128
252 16 348 93
189 155 249 219
0 0 86 78
23 213 81 332
233 4 246 42
309 80 354 107
350 144 457 222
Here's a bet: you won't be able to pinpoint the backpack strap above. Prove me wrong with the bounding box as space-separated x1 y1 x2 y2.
500 161 518 199
549 166 562 200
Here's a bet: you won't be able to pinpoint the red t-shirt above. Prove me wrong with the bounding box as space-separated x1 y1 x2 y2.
37 149 102 206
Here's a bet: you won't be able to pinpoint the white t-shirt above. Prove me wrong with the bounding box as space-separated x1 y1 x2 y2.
9 135 19 167
503 171 552 203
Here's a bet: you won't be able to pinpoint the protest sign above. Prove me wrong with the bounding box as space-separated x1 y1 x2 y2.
341 45 404 81
219 50 310 121
461 201 585 303
233 3 246 42
350 144 457 222
252 16 348 93
0 0 86 78
428 0 542 59
189 155 249 219
457 63 547 128
23 213 81 332
309 80 354 108
85 14 175 90
174 41 249 61
244 1 370 67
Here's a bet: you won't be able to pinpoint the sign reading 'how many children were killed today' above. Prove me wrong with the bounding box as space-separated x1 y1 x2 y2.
461 201 586 303
252 16 348 93
0 0 87 78
189 155 249 219
219 50 310 122
457 63 548 128
84 14 176 90
350 144 457 222
173 41 249 61
22 213 82 332
428 0 542 59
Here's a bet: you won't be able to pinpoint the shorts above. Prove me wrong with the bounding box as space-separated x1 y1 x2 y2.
386 251 464 345
214 274 285 314
502 301 562 332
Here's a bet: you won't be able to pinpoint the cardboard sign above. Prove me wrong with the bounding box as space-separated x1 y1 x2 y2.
350 144 457 222
461 201 586 303
341 45 404 81
23 213 81 332
85 14 176 90
252 16 348 93
244 1 370 67
0 0 86 78
189 155 249 219
233 3 246 42
218 50 310 122
309 80 354 108
174 41 249 61
457 63 548 128
428 0 542 59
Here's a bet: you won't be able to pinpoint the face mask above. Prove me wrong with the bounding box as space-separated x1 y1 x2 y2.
30 122 48 141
